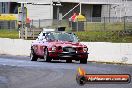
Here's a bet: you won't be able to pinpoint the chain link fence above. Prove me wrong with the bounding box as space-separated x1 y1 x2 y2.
28 16 132 31
0 16 131 41
0 20 17 30
85 17 132 31
28 17 132 41
0 16 132 32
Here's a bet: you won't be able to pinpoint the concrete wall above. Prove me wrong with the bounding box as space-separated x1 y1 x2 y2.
26 4 53 20
122 1 132 17
53 3 93 19
0 38 32 56
0 38 132 64
102 1 132 17
82 42 132 64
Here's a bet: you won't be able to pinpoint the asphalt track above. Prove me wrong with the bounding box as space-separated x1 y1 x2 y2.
0 55 132 88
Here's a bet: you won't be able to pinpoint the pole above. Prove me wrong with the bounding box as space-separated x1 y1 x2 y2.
57 0 61 27
21 3 24 39
124 16 126 30
80 1 82 14
57 6 59 27
120 5 122 22
109 5 111 22
39 19 40 28
104 17 106 30
62 3 80 19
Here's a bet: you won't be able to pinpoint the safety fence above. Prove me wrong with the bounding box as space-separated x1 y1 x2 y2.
0 20 17 29
0 16 132 31
29 16 132 31
1 16 132 40
21 16 132 40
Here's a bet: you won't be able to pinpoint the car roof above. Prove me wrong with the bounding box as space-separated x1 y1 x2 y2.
43 28 55 32
42 30 72 34
42 27 70 34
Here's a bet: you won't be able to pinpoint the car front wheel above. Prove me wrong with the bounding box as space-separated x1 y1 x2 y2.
30 49 38 61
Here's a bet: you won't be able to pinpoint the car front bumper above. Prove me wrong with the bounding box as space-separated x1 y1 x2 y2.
49 52 89 60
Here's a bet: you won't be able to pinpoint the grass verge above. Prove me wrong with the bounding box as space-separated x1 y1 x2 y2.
0 29 19 39
0 29 132 43
75 31 132 43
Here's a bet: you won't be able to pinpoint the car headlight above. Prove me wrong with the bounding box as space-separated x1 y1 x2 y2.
83 47 88 52
51 46 56 51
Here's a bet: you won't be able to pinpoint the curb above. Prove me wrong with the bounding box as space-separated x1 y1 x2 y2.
88 61 132 65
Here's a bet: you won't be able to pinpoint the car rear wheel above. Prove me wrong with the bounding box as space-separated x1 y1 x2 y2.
30 49 38 61
44 48 52 62
80 58 87 64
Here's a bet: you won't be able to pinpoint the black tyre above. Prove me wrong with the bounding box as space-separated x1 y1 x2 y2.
44 48 52 62
66 59 72 63
80 58 87 64
30 49 38 61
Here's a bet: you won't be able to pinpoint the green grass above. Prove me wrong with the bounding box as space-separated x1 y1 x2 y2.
0 29 19 39
57 22 127 31
75 31 132 43
0 28 132 43
85 22 124 31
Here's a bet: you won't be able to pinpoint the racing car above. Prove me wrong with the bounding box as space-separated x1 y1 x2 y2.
30 28 88 64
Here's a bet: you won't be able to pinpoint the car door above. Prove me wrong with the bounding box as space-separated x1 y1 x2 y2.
34 33 44 56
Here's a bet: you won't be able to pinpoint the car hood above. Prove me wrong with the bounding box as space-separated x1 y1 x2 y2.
49 41 86 48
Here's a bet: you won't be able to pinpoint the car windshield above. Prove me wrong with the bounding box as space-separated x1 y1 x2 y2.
46 32 78 42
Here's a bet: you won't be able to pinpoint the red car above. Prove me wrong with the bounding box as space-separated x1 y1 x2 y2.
30 29 88 64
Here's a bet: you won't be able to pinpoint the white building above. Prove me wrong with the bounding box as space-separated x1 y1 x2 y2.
0 0 132 20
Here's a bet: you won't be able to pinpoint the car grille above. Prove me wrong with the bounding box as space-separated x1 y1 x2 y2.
63 47 76 53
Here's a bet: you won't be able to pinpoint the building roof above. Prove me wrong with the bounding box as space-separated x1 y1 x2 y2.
53 0 122 5
1 0 122 5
